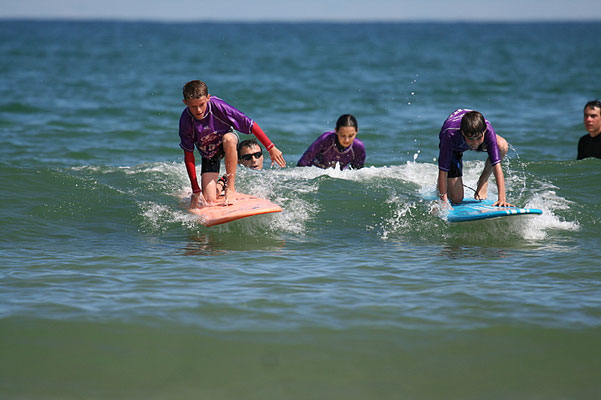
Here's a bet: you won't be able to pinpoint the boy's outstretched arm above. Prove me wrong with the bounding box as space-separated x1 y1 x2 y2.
251 123 286 167
491 163 513 207
437 170 449 203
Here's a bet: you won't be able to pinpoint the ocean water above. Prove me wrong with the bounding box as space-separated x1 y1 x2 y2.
1 20 601 399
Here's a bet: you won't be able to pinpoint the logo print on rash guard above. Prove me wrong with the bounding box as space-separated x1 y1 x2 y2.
198 132 221 158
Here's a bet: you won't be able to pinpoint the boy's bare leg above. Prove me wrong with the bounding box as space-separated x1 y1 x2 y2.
222 133 238 203
475 162 491 200
447 176 464 204
201 172 219 204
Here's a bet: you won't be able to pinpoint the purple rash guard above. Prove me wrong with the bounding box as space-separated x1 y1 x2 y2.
438 109 501 172
297 131 366 170
179 96 254 159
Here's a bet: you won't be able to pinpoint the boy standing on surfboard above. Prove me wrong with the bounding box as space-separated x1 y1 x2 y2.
179 80 286 205
437 109 513 207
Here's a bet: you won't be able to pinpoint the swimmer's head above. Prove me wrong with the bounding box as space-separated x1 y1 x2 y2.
335 114 358 148
461 111 486 150
238 139 264 170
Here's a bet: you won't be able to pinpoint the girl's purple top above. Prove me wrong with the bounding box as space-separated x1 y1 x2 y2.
297 131 366 170
179 96 254 159
438 109 501 171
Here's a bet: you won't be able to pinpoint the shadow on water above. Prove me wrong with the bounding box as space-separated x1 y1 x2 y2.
180 230 286 257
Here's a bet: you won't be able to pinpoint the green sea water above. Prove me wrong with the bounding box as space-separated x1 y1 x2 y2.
1 20 600 399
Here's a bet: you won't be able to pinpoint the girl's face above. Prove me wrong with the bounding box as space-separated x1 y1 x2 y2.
184 95 211 119
336 126 357 148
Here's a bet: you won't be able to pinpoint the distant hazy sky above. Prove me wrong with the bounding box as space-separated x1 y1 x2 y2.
2 0 601 21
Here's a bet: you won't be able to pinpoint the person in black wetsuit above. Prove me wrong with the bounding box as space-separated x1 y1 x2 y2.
577 100 601 160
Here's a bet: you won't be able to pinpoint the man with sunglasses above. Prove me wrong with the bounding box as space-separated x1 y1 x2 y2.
215 139 265 194
238 139 264 170
437 109 513 207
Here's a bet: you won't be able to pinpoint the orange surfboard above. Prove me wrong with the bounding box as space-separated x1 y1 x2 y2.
189 192 282 227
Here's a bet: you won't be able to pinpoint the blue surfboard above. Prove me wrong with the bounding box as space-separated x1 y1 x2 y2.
447 199 543 222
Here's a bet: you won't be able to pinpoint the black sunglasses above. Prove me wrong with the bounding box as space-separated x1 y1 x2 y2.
240 151 263 161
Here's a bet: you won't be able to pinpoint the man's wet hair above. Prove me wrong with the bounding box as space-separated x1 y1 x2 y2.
584 99 601 111
238 138 261 156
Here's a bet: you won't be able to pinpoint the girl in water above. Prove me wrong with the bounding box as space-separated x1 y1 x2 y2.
297 114 365 169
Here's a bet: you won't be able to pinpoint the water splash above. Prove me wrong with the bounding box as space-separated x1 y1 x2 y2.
89 158 582 242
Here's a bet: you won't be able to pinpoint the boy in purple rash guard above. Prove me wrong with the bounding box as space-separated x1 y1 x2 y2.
437 109 513 207
179 80 286 205
297 114 366 170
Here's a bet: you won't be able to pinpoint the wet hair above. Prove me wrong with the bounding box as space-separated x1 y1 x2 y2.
335 114 358 131
183 80 208 100
238 138 261 156
584 99 601 112
460 111 487 138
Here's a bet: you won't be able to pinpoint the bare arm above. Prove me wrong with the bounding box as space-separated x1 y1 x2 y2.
437 169 448 203
267 145 286 168
252 123 286 167
491 163 513 207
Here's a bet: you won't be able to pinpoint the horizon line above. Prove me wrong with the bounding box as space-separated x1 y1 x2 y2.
2 16 601 24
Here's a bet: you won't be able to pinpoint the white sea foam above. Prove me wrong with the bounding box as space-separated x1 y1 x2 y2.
377 159 579 241
134 159 579 240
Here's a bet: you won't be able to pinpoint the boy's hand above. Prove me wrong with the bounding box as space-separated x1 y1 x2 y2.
223 187 236 206
493 199 514 207
189 192 204 209
268 146 286 168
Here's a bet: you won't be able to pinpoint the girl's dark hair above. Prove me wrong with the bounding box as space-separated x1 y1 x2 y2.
460 111 486 137
335 114 358 131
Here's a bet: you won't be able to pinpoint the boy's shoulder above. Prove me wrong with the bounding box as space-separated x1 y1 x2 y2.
209 96 247 116
209 95 225 103
445 108 470 123
208 96 227 108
